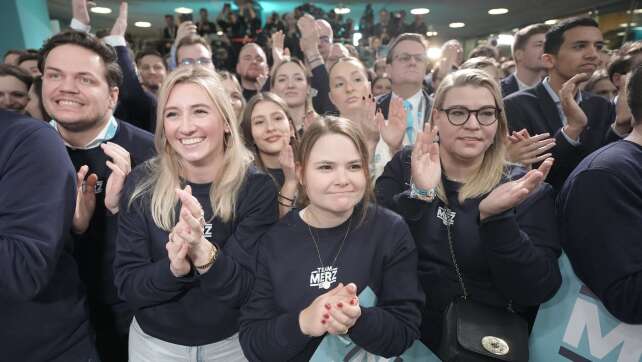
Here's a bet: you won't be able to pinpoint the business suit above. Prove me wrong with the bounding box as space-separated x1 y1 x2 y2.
501 73 520 97
376 89 434 129
503 81 620 191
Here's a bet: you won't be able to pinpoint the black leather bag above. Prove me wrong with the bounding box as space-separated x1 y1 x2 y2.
439 298 529 361
437 208 529 362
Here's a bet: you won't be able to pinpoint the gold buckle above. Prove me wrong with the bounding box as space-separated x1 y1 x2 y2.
481 336 509 355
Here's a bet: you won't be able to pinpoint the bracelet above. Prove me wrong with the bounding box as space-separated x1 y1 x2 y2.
409 183 436 203
278 192 295 202
194 243 218 270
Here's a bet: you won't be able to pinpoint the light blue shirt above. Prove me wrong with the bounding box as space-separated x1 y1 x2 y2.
50 115 119 150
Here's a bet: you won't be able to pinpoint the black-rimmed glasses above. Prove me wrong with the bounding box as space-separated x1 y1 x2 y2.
439 106 499 126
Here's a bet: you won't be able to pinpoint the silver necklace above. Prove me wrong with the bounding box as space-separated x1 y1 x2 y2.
304 210 352 290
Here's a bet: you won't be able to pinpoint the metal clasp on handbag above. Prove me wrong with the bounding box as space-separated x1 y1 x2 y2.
481 336 510 355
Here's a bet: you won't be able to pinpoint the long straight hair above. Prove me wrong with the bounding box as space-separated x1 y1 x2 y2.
129 66 252 229
430 68 509 204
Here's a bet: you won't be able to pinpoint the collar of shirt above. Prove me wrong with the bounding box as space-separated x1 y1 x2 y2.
542 77 583 124
392 89 424 120
50 115 119 150
514 73 534 91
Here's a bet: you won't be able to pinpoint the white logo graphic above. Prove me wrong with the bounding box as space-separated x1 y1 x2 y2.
437 206 456 226
203 223 213 238
309 266 338 290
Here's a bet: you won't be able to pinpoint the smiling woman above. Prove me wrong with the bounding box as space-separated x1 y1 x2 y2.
115 65 278 361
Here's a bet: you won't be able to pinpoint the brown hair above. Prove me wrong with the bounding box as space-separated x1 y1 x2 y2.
270 56 315 115
627 64 642 126
0 64 33 89
512 23 550 56
240 92 299 171
296 115 372 224
385 33 427 64
175 34 212 63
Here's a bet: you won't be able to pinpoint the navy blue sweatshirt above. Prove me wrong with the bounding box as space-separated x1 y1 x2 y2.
115 163 278 345
239 204 425 361
0 111 95 361
557 140 642 324
68 120 154 309
375 147 562 350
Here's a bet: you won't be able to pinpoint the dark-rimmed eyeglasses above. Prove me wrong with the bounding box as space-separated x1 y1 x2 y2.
180 57 212 66
439 106 499 126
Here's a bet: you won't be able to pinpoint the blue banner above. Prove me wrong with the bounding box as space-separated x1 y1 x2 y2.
310 287 441 361
529 254 642 362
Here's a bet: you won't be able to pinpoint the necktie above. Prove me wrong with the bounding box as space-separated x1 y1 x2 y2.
403 100 414 144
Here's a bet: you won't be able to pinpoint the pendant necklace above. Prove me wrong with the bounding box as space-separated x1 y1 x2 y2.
304 209 353 290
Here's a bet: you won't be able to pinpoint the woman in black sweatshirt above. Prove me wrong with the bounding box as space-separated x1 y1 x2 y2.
375 69 562 353
239 116 425 361
240 92 299 217
114 66 278 361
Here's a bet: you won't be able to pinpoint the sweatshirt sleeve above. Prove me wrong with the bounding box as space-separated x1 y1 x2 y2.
478 183 562 306
114 173 197 310
560 169 642 324
347 216 424 357
198 172 278 306
239 237 316 362
0 127 76 301
310 64 337 115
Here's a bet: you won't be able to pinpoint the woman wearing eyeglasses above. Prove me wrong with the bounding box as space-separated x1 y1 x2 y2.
375 69 562 355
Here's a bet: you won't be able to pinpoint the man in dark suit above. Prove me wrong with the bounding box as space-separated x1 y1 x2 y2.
504 17 631 191
501 23 550 97
377 33 433 150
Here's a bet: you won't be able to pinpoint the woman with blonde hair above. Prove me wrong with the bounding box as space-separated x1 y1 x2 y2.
240 92 299 217
114 66 278 361
218 70 246 122
376 68 561 358
240 116 424 361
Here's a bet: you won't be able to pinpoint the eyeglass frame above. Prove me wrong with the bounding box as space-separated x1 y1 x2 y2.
180 57 213 66
438 106 500 126
393 53 428 64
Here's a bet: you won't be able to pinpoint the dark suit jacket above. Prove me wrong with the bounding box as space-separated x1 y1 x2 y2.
501 73 519 97
376 89 434 129
503 82 620 191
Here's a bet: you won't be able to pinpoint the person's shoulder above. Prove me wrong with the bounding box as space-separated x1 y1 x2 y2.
0 111 58 143
116 119 154 143
503 84 540 103
576 140 642 175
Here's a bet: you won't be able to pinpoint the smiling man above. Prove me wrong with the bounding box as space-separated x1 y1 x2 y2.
236 42 269 101
504 17 629 191
39 30 154 361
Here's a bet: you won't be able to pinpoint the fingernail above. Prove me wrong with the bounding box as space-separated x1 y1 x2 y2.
337 302 343 308
323 313 329 319
350 298 357 305
362 96 365 100
321 319 326 324
324 303 331 310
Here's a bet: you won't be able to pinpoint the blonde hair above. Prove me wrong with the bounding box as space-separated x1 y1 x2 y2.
430 68 509 203
129 66 252 229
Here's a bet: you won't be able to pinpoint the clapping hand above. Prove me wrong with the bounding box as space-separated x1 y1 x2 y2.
506 129 555 167
560 73 589 141
72 165 98 234
411 124 441 190
378 97 407 153
299 283 361 337
478 158 554 220
102 142 131 215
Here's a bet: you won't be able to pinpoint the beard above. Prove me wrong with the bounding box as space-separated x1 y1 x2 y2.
55 114 105 133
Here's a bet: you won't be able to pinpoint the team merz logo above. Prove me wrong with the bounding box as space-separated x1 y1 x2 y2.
203 223 213 238
437 206 456 226
309 266 338 290
81 179 104 194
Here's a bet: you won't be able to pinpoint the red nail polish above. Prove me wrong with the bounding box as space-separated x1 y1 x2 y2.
321 319 326 324
324 303 331 310
323 313 329 319
350 298 357 305
337 302 343 308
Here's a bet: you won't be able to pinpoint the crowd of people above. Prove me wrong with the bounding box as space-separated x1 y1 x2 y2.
1 0 641 361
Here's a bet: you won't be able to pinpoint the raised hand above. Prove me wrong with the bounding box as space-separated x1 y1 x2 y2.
255 73 269 91
102 142 131 214
271 30 287 66
72 165 98 234
303 110 317 131
479 158 554 220
110 1 128 37
166 235 191 277
278 139 297 186
410 124 441 190
506 130 555 167
297 14 320 56
378 97 407 153
560 73 590 141
175 21 198 45
72 0 92 26
174 186 216 272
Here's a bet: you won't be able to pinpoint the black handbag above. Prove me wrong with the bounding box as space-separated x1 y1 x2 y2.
437 208 529 362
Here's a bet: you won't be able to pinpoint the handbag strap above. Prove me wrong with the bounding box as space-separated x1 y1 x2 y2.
444 207 514 311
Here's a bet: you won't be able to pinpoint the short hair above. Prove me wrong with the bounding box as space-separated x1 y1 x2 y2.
460 56 500 71
38 30 123 88
135 49 168 69
468 44 498 60
512 23 550 56
3 49 23 61
627 65 642 125
175 34 212 63
583 69 610 93
626 41 642 57
386 33 427 64
17 52 39 66
0 64 33 89
607 55 631 84
544 17 599 55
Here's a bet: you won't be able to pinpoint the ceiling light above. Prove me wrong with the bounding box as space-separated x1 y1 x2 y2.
90 6 111 14
134 21 152 28
634 9 642 14
334 7 350 15
174 7 193 14
449 22 465 28
353 32 362 47
411 8 430 15
545 19 559 25
617 32 626 36
620 22 637 27
497 34 515 46
427 47 442 60
488 8 509 15
425 31 438 37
